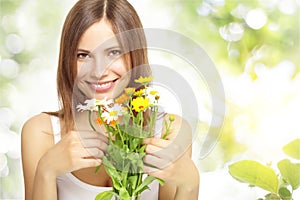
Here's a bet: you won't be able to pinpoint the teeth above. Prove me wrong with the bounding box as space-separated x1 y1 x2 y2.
94 82 111 88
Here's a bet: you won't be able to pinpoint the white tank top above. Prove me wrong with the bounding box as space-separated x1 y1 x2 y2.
50 113 165 200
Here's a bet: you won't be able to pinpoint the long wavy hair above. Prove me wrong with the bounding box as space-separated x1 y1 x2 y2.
50 0 151 133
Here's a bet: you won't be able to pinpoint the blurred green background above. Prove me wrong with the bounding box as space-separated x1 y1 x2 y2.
0 0 299 199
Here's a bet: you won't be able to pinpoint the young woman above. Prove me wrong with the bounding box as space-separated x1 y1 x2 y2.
21 0 199 199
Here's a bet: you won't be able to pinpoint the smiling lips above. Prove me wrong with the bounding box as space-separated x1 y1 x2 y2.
87 79 117 93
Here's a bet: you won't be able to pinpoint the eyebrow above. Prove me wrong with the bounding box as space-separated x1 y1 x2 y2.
77 49 90 53
105 45 121 51
77 45 121 54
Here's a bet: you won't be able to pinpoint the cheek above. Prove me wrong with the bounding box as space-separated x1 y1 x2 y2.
77 61 81 72
77 61 84 76
76 61 91 79
111 59 130 75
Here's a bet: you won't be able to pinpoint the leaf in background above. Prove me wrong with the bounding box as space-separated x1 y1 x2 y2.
283 139 300 160
229 160 278 193
278 186 292 200
264 193 280 200
277 159 300 190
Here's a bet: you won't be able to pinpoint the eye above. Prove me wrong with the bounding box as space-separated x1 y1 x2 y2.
107 49 122 57
77 52 91 60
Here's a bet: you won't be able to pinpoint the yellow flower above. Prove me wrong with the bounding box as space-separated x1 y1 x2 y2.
134 89 145 96
131 97 150 112
169 115 175 122
134 76 153 84
124 87 136 95
115 93 129 104
149 90 158 95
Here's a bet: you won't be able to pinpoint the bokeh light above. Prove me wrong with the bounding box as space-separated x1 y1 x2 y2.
245 9 267 30
1 0 299 199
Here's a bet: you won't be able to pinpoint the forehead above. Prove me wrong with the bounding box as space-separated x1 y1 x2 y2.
78 20 118 51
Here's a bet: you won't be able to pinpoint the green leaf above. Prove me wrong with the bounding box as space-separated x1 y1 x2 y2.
278 186 292 199
119 124 149 138
134 175 157 194
283 139 300 160
156 178 165 186
94 164 101 173
264 193 280 200
110 176 122 191
138 145 146 153
277 159 300 190
94 190 114 200
128 175 138 190
119 187 130 200
229 160 278 193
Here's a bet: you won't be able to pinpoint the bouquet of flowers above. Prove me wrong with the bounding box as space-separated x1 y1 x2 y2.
76 76 174 200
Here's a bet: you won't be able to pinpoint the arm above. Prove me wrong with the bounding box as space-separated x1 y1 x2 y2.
21 113 58 200
152 146 199 200
143 115 200 200
21 113 107 200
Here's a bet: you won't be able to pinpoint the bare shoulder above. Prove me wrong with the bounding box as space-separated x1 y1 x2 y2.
22 113 53 136
21 113 55 152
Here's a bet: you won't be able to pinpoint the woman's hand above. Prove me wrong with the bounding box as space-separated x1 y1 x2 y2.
38 130 108 177
143 117 199 199
22 114 109 200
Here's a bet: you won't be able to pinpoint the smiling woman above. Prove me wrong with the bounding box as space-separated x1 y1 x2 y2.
75 20 128 100
20 0 199 200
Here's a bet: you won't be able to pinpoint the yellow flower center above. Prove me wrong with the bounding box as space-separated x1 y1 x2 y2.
150 90 158 95
110 111 118 117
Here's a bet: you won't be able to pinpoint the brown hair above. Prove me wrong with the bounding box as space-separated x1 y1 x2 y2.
52 0 150 133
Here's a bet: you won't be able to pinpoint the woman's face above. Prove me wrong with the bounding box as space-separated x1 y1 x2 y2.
76 20 130 100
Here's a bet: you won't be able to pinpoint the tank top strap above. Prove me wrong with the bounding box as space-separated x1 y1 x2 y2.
49 115 62 144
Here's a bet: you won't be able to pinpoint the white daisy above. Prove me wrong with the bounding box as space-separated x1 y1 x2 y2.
101 103 123 124
77 98 97 112
145 87 160 105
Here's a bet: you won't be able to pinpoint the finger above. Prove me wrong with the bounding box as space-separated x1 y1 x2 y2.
143 154 171 170
143 138 171 148
78 131 108 143
145 141 182 162
145 144 162 154
84 147 104 159
145 145 174 161
73 147 92 158
80 139 108 152
143 164 163 176
80 158 102 168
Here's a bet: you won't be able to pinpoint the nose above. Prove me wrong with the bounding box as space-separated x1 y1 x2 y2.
90 52 109 79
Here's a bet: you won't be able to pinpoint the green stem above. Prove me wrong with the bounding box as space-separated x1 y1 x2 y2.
88 110 96 131
133 173 143 197
139 112 143 136
116 124 124 144
162 120 173 139
149 106 157 137
128 96 135 118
